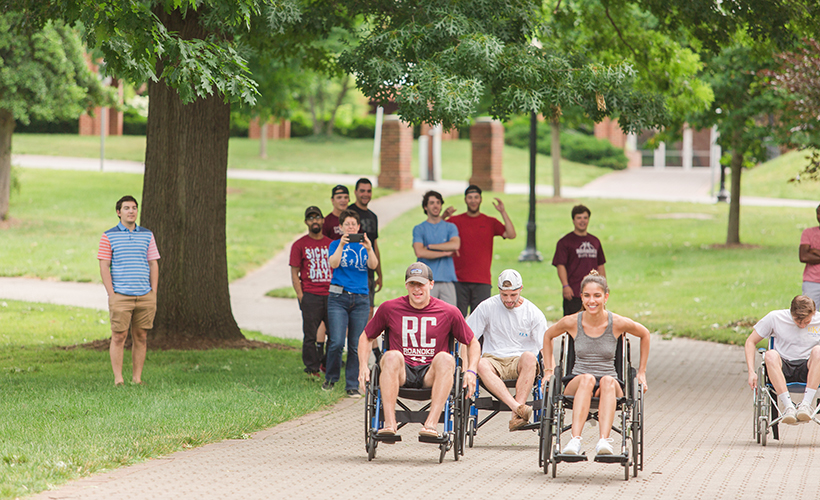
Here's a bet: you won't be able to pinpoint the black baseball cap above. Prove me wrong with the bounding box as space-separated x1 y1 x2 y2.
331 185 349 197
305 206 323 219
465 184 482 195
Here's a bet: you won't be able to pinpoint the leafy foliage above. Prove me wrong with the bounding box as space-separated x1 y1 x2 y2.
763 39 820 183
340 0 668 131
0 11 109 125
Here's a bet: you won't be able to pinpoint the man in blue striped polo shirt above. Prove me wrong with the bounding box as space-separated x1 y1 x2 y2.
98 195 160 386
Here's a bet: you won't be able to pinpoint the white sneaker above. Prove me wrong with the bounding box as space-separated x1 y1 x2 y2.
595 437 615 456
782 405 798 425
797 403 813 422
561 436 582 455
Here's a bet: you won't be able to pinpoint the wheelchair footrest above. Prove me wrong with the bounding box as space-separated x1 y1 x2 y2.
418 434 449 444
555 453 588 463
374 434 402 443
512 422 540 432
593 454 628 464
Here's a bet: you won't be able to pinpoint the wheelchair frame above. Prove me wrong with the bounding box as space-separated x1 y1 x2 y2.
363 340 467 463
464 355 544 447
538 334 644 480
752 338 820 446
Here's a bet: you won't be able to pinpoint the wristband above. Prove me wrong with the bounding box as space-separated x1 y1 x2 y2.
562 284 570 288
466 369 477 378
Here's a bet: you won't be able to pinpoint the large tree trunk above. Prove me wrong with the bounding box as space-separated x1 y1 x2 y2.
726 146 743 245
141 7 243 341
0 109 14 221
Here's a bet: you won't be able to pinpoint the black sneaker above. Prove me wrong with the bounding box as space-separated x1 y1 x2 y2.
322 381 335 391
346 389 361 398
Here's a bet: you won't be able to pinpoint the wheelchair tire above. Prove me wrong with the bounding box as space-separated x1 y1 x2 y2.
367 436 377 461
759 416 768 447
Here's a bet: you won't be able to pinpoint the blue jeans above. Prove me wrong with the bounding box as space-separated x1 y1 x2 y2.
326 291 369 391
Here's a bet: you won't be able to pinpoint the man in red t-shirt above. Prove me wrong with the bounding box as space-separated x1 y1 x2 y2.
444 185 516 317
291 206 333 376
552 204 606 316
357 262 481 439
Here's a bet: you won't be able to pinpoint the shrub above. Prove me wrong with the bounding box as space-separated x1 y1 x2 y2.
122 108 147 135
337 115 377 139
503 115 627 170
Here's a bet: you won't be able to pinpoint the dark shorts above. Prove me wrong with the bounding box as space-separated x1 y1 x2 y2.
455 282 492 317
781 358 810 384
562 373 625 392
404 364 432 389
367 271 376 308
563 297 583 317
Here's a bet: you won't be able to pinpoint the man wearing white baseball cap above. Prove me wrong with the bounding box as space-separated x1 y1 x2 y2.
466 269 547 431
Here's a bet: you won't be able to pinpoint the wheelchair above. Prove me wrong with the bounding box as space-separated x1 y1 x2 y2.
538 334 644 480
464 354 544 447
363 340 467 463
753 337 820 446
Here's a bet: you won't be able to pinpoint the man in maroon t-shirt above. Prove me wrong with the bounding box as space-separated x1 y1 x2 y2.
444 184 516 317
357 262 481 439
551 204 606 316
322 185 349 240
291 206 333 376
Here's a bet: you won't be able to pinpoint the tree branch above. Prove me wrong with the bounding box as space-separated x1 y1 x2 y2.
604 6 641 62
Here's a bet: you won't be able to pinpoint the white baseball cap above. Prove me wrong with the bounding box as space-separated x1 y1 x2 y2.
498 269 523 290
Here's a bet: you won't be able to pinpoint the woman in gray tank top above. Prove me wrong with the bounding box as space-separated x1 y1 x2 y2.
542 271 651 458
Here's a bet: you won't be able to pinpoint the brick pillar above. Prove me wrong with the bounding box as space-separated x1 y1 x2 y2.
470 117 505 192
378 115 414 191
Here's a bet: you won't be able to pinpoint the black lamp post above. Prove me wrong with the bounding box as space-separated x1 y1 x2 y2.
519 111 543 262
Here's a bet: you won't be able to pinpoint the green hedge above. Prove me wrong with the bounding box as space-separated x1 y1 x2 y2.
503 115 627 170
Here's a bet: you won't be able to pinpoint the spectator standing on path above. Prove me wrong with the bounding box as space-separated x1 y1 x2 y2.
466 269 546 431
413 190 460 306
322 185 350 240
552 204 606 316
744 295 820 424
97 195 160 386
349 178 382 318
799 204 820 309
325 210 379 396
290 206 332 378
444 184 516 317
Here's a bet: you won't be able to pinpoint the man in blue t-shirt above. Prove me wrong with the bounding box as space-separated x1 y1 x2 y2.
412 190 460 306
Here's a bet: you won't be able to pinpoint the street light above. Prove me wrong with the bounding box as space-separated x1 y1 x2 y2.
519 111 543 262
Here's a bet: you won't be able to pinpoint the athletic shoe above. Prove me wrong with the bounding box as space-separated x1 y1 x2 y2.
561 436 582 455
797 403 813 422
347 389 361 398
595 438 615 456
782 405 798 424
321 381 335 391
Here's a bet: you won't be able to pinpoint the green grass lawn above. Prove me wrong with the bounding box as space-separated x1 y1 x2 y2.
3 168 377 283
741 150 820 200
12 133 609 186
0 299 342 500
377 195 813 344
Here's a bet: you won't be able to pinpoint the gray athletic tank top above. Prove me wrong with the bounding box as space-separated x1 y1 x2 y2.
572 311 618 378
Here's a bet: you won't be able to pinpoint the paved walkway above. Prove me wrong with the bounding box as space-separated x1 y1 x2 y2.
29 334 820 499
7 155 820 498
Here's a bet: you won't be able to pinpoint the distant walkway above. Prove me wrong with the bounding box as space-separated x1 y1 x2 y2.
3 154 817 339
14 154 818 207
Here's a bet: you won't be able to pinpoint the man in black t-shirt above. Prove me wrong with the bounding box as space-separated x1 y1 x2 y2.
350 178 382 317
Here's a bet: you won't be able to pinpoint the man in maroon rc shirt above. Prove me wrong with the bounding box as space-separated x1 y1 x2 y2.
552 204 606 316
357 263 481 440
444 184 516 317
290 206 333 377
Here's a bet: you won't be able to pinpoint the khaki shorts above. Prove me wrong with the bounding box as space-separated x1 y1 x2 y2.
482 353 523 380
109 291 157 332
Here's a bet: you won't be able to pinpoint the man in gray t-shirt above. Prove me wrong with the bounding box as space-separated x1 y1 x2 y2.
744 295 820 424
